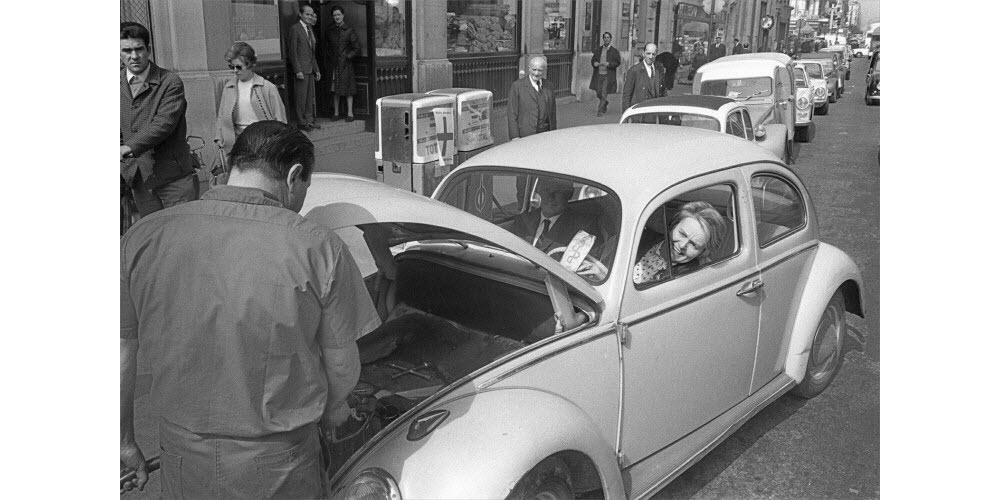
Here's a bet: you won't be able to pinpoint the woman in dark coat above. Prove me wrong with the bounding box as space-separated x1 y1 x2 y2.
324 5 361 121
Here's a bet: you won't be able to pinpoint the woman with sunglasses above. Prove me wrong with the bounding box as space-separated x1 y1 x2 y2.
213 42 286 152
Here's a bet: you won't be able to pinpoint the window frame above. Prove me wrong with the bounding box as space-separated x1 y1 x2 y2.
749 173 807 248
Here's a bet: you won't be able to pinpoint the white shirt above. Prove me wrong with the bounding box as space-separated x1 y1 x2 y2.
127 64 150 84
532 212 562 247
235 79 255 131
644 61 654 79
530 77 541 92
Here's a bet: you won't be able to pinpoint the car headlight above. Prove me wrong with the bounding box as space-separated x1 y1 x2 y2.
813 86 827 98
754 124 766 140
346 468 401 500
796 96 809 109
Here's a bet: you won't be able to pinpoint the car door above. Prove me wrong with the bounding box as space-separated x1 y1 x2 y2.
742 165 817 392
616 169 761 466
775 66 794 140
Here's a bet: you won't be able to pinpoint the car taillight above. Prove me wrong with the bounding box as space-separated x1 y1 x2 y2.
796 96 809 109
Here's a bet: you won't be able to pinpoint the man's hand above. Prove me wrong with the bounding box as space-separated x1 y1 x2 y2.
321 400 352 431
314 71 321 82
593 61 599 67
296 72 305 80
120 441 148 492
120 145 133 159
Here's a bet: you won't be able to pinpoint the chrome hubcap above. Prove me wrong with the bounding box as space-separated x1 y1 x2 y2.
810 302 843 382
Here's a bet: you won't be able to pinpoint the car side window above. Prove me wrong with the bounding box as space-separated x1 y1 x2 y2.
633 184 739 287
750 174 806 246
725 112 745 138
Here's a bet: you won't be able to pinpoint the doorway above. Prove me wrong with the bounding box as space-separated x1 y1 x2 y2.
309 1 376 126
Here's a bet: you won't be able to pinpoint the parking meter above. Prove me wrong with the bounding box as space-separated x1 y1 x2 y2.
375 93 456 196
427 88 494 165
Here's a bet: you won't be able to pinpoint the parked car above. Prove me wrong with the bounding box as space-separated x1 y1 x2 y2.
620 95 793 154
798 52 844 97
692 52 807 162
791 65 817 141
865 51 880 106
820 46 852 79
797 61 831 114
853 46 870 58
300 124 865 500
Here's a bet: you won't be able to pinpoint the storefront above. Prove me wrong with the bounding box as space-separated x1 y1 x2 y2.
445 0 522 108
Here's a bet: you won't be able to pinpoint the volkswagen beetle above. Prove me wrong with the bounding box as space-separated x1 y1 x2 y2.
302 125 865 500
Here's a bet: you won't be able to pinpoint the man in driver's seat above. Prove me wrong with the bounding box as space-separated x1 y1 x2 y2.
511 177 600 254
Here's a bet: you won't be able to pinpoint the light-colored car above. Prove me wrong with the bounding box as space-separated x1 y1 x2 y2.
620 95 793 154
301 125 865 500
797 61 831 114
791 65 816 142
693 52 810 162
852 46 870 58
820 46 852 80
799 52 844 97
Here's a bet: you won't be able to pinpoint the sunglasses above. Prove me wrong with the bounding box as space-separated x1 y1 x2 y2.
228 64 246 71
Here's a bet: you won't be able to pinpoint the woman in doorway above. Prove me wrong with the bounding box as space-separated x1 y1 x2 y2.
324 5 361 122
213 42 286 153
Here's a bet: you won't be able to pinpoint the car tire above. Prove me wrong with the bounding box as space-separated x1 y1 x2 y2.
506 457 573 500
791 291 846 399
865 94 873 106
828 90 837 103
816 102 829 115
846 70 851 80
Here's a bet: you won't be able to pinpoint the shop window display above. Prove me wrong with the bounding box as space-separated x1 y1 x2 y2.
447 0 518 54
374 0 406 57
543 1 572 51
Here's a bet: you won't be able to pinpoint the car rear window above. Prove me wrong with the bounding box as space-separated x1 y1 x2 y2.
623 112 720 131
700 77 773 98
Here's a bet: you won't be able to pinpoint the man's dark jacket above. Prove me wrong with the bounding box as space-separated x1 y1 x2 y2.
589 44 622 94
120 63 193 188
507 76 557 139
708 42 727 61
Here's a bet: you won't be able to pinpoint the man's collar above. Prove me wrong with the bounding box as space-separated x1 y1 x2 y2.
201 185 285 208
126 63 151 82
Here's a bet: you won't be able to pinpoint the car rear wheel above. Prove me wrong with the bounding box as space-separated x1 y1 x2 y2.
816 102 829 115
791 291 846 399
506 457 573 500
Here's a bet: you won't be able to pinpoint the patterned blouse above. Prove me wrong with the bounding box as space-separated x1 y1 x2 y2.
633 240 699 284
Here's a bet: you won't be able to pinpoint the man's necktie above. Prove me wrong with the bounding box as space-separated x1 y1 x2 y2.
307 25 315 48
534 218 551 247
130 76 143 98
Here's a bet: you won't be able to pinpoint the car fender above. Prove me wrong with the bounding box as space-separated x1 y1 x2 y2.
757 123 787 158
784 242 866 383
338 388 625 499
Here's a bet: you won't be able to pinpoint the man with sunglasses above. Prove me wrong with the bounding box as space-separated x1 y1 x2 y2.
120 22 197 217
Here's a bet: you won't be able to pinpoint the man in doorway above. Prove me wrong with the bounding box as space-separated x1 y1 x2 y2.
732 37 744 54
589 32 621 116
622 42 661 112
288 4 321 130
120 22 197 218
120 121 381 497
708 35 727 61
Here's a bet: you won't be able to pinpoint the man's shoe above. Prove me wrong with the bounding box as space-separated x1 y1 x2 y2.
309 122 322 130
345 116 355 122
297 124 311 132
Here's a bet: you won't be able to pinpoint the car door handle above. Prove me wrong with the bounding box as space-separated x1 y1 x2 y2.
737 278 764 296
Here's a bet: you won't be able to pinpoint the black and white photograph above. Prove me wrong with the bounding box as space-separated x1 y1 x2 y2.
0 0 944 498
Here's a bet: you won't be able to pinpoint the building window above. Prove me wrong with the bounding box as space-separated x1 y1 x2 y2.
447 0 519 54
374 0 407 57
543 1 573 51
230 0 281 64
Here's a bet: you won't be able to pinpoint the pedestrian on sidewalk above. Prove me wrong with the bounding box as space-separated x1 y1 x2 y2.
622 43 662 112
120 22 197 218
732 38 744 54
288 4 321 130
213 42 287 155
508 56 557 202
708 36 727 61
689 45 708 81
655 49 680 96
325 5 360 122
589 32 621 116
120 121 381 497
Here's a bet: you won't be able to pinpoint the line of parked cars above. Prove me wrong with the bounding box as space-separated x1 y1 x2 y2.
279 49 867 499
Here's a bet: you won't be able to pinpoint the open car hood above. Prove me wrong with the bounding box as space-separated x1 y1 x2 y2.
302 174 604 306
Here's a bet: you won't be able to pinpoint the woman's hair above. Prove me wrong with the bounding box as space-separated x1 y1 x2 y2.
332 5 345 15
224 41 257 66
670 201 727 264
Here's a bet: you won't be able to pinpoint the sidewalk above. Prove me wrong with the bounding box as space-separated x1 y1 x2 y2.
312 81 694 178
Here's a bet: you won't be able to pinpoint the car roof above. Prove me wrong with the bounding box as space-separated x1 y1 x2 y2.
454 124 779 201
714 52 792 65
631 95 736 111
697 58 782 79
798 52 836 59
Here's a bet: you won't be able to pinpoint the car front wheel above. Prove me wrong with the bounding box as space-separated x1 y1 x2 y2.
791 291 846 399
506 457 573 500
816 101 829 115
828 89 837 103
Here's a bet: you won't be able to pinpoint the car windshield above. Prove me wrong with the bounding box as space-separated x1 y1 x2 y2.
623 112 720 131
700 77 773 98
793 68 808 88
802 63 824 79
436 169 621 284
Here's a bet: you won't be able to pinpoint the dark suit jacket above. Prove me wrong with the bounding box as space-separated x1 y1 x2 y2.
589 45 621 93
654 52 680 93
507 76 557 139
510 208 600 254
287 21 319 76
621 62 661 112
120 63 193 188
708 42 727 61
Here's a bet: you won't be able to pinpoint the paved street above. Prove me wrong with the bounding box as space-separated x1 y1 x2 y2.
124 58 879 499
